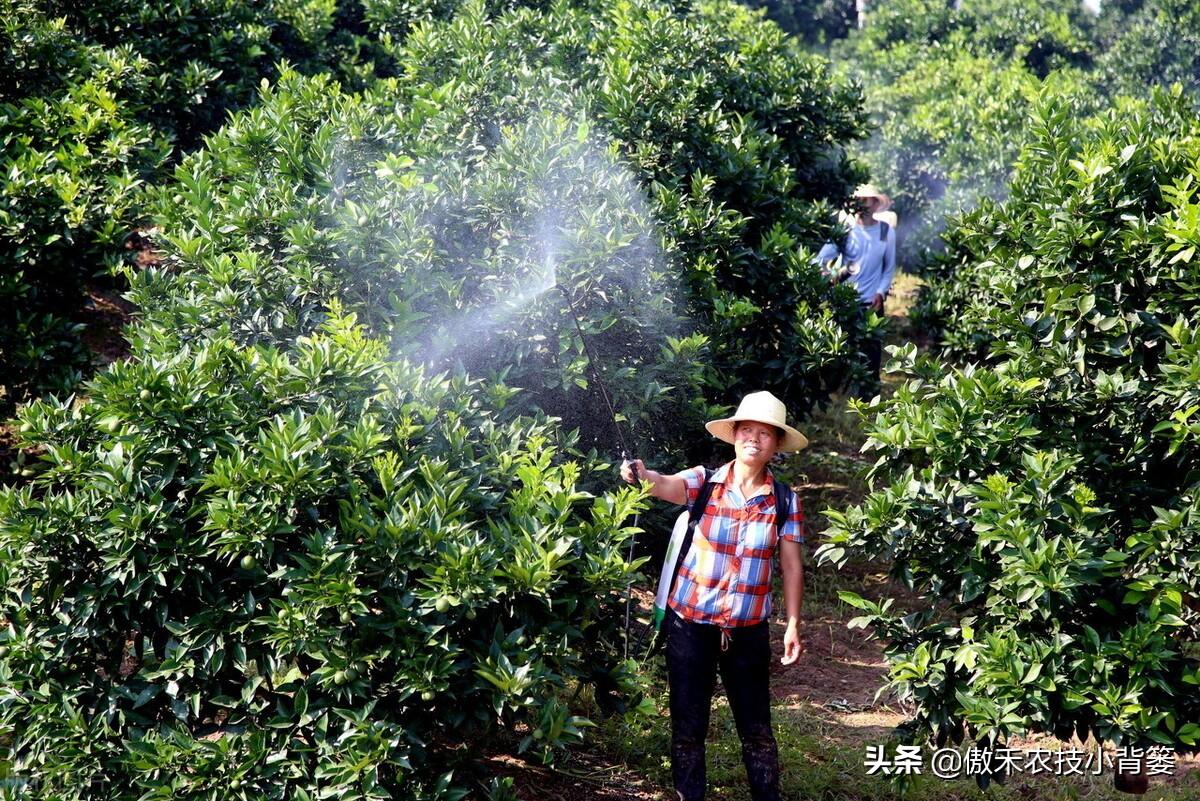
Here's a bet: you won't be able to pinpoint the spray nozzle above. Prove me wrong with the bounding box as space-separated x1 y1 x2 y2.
623 451 640 482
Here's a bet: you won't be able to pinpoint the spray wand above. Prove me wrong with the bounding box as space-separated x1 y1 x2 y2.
554 283 642 659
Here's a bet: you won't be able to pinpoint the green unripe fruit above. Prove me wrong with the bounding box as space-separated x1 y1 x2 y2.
465 608 477 620
421 690 435 702
99 416 120 433
340 610 352 624
435 597 451 613
17 421 32 433
239 554 257 570
532 729 544 740
333 670 347 685
343 667 359 682
139 389 151 400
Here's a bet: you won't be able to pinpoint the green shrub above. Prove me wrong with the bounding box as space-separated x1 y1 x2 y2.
819 88 1200 753
831 0 1101 268
2 304 645 798
3 58 657 795
393 0 871 420
1095 0 1200 100
0 4 170 408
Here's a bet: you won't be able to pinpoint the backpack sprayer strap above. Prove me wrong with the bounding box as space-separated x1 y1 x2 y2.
666 468 715 602
772 477 792 536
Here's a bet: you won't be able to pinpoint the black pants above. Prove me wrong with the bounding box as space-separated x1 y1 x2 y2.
855 303 883 400
665 609 780 801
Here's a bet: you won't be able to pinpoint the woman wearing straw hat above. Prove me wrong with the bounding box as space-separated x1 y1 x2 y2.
816 184 898 396
620 391 807 801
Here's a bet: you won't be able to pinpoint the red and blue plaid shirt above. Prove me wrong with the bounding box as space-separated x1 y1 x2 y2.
668 462 805 628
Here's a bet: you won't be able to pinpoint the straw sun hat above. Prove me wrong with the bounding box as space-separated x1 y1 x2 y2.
705 391 809 453
852 183 892 211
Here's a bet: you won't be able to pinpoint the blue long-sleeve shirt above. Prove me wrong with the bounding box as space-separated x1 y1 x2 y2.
816 221 897 305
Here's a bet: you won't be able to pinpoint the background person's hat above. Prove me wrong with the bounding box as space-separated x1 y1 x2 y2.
705 391 809 452
852 183 892 210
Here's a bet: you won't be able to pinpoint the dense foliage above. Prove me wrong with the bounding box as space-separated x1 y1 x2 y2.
1095 0 1200 100
0 0 872 794
1 65 655 801
820 88 1200 755
829 0 1101 267
0 0 393 413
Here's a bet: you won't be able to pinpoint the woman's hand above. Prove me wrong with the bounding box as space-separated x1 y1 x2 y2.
781 621 804 665
620 459 646 484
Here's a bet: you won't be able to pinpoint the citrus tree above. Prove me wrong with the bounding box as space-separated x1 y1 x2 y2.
0 0 875 793
1 69 652 798
0 0 391 414
831 0 1100 267
820 88 1200 756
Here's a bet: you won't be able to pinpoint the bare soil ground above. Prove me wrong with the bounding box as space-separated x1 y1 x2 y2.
488 751 668 801
77 281 136 367
75 230 158 368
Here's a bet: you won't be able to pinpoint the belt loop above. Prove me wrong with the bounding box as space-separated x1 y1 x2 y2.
720 627 731 653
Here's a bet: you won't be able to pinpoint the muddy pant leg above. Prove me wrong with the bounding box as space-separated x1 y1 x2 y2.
666 610 719 801
718 621 780 801
864 328 883 384
855 303 883 401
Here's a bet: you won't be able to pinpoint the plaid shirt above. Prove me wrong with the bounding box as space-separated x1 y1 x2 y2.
669 462 805 628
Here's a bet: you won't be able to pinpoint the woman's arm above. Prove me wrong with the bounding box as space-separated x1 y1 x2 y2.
779 538 805 665
620 459 687 505
879 226 897 297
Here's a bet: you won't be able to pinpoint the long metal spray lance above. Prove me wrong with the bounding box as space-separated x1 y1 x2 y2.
555 283 641 660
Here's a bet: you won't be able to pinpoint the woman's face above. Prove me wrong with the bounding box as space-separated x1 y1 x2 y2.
733 421 779 470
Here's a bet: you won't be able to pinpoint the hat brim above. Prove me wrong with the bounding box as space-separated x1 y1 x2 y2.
853 191 892 210
705 417 809 453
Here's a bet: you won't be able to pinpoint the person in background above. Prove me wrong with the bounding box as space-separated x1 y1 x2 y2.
620 391 807 801
816 184 897 397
